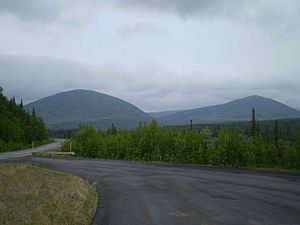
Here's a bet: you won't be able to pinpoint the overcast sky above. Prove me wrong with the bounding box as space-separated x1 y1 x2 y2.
0 0 299 111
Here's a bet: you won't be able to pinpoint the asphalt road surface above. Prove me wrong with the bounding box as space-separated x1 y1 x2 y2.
3 156 300 225
0 141 62 160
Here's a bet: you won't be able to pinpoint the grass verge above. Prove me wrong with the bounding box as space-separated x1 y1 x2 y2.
0 164 98 225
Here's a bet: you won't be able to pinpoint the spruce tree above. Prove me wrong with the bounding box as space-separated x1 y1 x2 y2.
274 120 279 147
256 122 260 135
0 90 48 152
251 107 257 137
32 107 36 117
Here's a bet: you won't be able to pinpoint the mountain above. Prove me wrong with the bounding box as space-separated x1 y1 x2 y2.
148 110 183 119
25 89 152 130
157 95 300 125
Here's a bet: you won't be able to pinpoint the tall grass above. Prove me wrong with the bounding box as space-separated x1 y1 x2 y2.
0 164 98 225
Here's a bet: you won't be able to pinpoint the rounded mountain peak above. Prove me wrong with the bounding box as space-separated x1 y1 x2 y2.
25 89 152 130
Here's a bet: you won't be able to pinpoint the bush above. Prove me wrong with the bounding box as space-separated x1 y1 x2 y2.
65 122 300 170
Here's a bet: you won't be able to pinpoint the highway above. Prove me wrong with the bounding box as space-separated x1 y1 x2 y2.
3 156 300 225
0 141 62 160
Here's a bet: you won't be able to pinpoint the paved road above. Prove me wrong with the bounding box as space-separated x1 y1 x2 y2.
0 141 62 160
4 157 300 225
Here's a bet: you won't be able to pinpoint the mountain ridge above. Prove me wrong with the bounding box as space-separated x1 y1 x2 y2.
156 95 300 125
25 91 300 129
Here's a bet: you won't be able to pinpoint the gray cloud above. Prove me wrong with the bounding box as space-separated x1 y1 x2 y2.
1 1 298 25
1 55 299 112
109 0 300 37
117 23 168 38
0 0 244 21
0 0 67 21
0 1 299 112
1 0 299 38
108 0 246 18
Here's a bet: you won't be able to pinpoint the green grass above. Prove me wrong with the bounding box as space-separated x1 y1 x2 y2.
0 164 98 225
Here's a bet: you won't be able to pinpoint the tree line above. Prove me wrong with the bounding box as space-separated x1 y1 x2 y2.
0 87 48 152
168 118 300 142
63 118 300 170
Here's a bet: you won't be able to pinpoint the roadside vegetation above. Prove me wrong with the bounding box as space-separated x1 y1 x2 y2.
0 164 98 225
63 117 300 170
0 87 49 152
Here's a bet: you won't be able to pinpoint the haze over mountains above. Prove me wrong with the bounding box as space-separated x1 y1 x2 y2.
25 90 300 130
154 95 300 125
148 110 183 119
25 89 152 130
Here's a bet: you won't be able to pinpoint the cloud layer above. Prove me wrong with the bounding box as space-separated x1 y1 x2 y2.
109 0 245 17
1 0 299 30
1 55 299 111
0 1 299 111
0 0 67 21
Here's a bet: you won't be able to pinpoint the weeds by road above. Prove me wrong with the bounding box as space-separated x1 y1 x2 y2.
0 164 97 225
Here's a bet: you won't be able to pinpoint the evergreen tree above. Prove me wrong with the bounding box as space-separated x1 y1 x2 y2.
251 107 257 137
12 96 16 105
256 122 260 135
32 107 36 117
274 120 279 147
0 89 48 152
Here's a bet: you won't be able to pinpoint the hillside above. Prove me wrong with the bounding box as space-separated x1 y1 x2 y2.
0 87 48 152
25 89 152 130
157 95 300 125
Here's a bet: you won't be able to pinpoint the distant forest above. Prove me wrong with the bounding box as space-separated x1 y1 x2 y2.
168 118 300 142
62 115 300 170
50 116 300 141
0 87 48 152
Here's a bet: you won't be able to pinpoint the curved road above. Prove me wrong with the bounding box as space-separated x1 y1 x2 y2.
3 156 300 225
0 141 63 160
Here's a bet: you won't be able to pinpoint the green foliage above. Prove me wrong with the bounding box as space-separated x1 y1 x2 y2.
0 88 48 152
66 121 300 170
